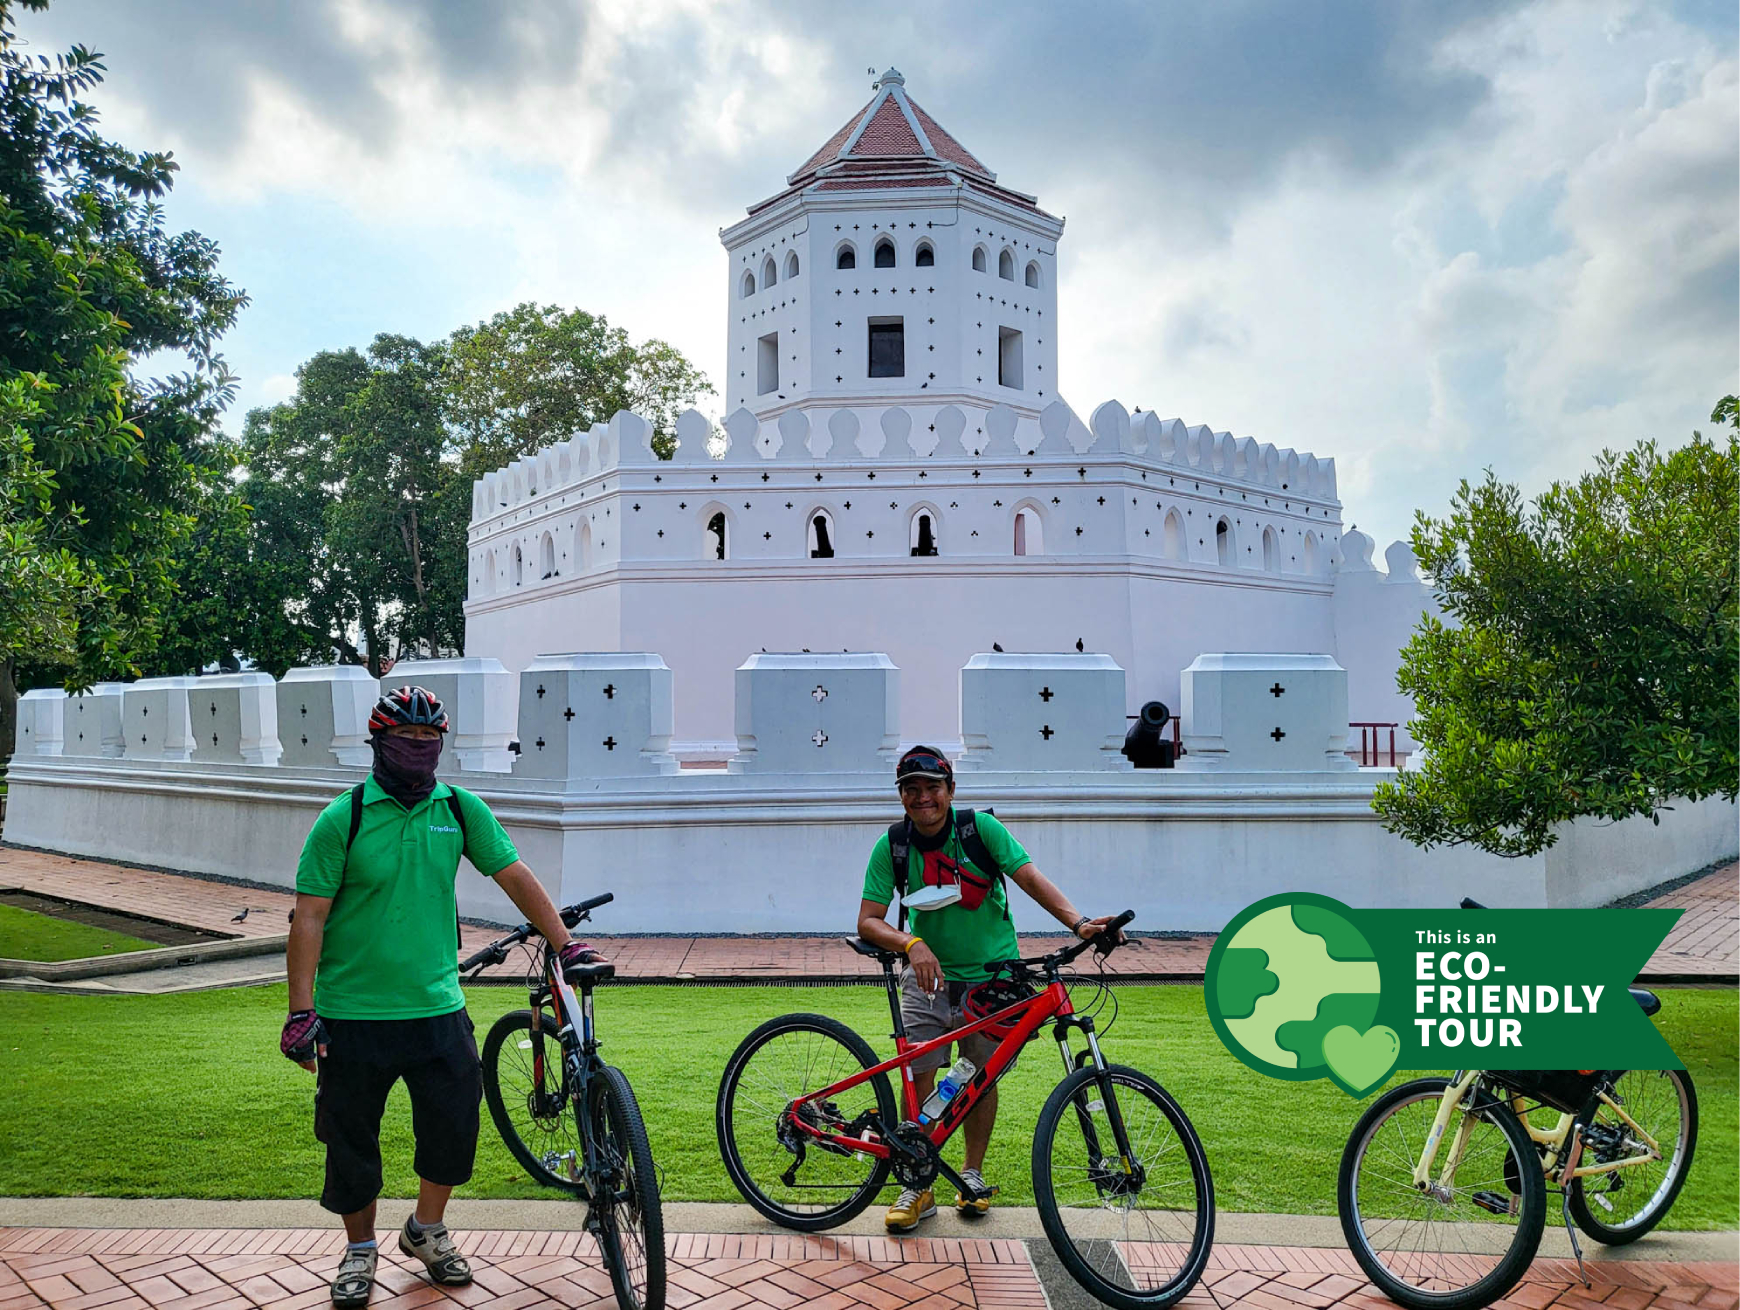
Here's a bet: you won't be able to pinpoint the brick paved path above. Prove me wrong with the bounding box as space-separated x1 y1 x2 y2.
1 847 1731 982
2 1227 1734 1310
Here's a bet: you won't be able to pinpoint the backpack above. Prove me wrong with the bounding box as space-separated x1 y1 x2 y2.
888 808 1010 932
344 782 469 950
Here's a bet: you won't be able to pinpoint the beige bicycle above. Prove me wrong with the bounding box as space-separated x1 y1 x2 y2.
1337 901 1697 1310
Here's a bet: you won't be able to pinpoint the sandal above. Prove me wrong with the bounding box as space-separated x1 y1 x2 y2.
330 1246 376 1307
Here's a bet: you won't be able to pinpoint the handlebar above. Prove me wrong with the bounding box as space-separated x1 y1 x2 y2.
459 892 614 974
990 909 1136 980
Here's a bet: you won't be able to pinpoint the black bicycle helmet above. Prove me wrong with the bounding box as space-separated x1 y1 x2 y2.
961 978 1039 1042
369 685 449 734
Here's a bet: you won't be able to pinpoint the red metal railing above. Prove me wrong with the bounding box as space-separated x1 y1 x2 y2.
1351 722 1398 767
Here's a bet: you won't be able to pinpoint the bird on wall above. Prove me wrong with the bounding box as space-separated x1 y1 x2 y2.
1075 638 1085 653
992 642 1004 652
231 908 249 923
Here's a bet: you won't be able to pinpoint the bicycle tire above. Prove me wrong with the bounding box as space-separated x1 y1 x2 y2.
589 1065 666 1310
1338 1078 1545 1310
716 1012 898 1232
481 1009 585 1194
1031 1063 1214 1310
1568 1069 1698 1245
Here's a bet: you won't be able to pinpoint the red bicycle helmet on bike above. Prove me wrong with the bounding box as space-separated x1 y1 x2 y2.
962 978 1039 1042
368 685 449 734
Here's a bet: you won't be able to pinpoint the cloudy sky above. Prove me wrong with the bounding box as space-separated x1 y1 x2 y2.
18 0 1737 549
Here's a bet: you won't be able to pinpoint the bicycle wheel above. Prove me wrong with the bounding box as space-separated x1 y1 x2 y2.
1569 1069 1698 1244
1338 1078 1546 1310
589 1065 666 1310
1032 1063 1214 1310
481 1009 585 1193
716 1013 898 1231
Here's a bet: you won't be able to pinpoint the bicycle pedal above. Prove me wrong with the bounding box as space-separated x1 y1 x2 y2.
1471 1190 1518 1217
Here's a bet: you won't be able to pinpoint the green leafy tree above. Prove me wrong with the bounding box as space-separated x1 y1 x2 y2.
0 0 246 750
445 302 712 468
1373 400 1739 857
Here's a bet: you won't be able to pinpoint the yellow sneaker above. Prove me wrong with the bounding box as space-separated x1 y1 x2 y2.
955 1169 995 1216
885 1187 936 1231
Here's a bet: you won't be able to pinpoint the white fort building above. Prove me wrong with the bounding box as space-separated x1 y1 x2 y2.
463 69 1429 758
13 72 1732 933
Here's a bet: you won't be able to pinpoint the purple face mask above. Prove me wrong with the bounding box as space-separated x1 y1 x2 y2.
372 733 443 806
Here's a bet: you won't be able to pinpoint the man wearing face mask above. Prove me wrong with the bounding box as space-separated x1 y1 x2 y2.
283 686 604 1307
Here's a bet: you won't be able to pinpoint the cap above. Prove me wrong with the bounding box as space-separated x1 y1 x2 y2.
895 745 954 788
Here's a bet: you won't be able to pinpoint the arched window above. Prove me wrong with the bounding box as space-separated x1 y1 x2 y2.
915 242 935 267
785 251 800 279
808 511 835 559
1013 506 1043 557
512 543 524 586
836 243 856 270
1303 531 1319 575
482 549 495 595
1262 526 1278 572
539 531 556 580
578 520 592 573
706 512 727 561
1162 510 1185 561
874 239 896 269
909 509 939 557
740 270 755 298
971 246 987 273
1024 261 1040 288
762 256 778 289
998 248 1014 280
1215 518 1231 566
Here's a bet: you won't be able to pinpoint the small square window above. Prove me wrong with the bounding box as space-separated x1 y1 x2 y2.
868 317 904 379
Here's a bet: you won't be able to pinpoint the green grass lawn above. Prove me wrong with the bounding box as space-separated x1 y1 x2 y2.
0 903 161 962
0 983 1731 1227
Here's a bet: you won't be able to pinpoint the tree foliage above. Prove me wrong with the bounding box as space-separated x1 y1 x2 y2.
1373 401 1739 857
0 0 246 742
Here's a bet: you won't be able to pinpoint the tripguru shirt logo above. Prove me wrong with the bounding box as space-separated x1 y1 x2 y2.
1203 892 1682 1098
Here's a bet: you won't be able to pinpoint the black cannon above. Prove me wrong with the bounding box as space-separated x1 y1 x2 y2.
1122 700 1174 768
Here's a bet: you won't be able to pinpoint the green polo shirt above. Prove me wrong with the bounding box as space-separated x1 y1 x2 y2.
296 775 519 1019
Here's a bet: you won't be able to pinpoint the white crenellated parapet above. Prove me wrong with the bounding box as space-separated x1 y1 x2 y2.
1176 653 1356 772
189 672 282 766
513 653 679 779
63 683 126 757
382 657 517 773
277 666 377 768
956 652 1132 772
730 652 901 775
16 688 65 757
123 676 198 762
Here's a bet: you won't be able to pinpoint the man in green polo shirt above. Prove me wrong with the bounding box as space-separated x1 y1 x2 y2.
282 686 599 1307
858 745 1122 1232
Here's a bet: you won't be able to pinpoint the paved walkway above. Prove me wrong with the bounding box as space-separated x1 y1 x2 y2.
0 848 1732 983
1 1223 1734 1310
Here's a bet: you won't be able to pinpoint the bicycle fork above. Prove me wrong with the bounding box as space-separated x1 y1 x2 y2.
1056 1018 1142 1199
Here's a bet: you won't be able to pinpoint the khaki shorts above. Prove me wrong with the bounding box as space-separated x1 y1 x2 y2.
899 968 1018 1075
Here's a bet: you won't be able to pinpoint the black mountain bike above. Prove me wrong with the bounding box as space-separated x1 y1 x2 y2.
461 893 665 1310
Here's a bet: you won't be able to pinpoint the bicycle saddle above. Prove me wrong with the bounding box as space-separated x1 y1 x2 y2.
845 936 900 964
563 961 616 984
1629 986 1660 1017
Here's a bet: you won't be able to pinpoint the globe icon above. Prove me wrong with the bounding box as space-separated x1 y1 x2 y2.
1208 896 1382 1080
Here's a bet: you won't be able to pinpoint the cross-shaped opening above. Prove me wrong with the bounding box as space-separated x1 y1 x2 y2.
1270 727 1287 742
564 707 575 721
602 684 616 699
1040 725 1055 740
1039 686 1054 701
812 730 829 747
536 685 547 699
1270 683 1286 697
535 738 546 750
602 736 618 751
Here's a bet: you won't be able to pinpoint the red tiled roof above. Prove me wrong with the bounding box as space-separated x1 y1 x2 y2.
750 73 1051 220
908 99 990 177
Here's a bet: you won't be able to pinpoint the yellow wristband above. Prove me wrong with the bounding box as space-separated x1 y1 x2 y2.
904 935 921 955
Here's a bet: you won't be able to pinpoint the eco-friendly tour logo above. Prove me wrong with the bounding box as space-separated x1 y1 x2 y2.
1204 892 1682 1098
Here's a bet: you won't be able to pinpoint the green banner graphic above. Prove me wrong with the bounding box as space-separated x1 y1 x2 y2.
1203 893 1683 1098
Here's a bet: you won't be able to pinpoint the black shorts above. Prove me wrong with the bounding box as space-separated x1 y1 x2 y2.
313 1009 482 1215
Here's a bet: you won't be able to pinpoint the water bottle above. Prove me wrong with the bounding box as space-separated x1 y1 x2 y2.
918 1057 977 1124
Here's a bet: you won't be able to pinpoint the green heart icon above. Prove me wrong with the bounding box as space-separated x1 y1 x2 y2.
1323 1024 1400 1098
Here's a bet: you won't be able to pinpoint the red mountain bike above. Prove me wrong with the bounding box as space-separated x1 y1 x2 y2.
715 912 1215 1310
